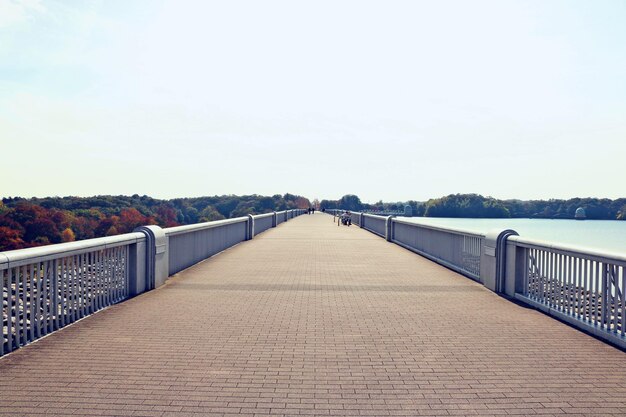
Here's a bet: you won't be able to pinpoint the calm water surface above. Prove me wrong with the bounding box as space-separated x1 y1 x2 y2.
397 217 626 255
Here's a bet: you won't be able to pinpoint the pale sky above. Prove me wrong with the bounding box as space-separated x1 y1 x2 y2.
1 0 625 204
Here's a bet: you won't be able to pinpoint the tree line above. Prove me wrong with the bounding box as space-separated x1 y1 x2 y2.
320 195 421 214
0 194 310 251
320 194 626 220
3 192 624 251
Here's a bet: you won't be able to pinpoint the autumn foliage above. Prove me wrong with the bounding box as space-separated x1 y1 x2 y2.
0 194 311 251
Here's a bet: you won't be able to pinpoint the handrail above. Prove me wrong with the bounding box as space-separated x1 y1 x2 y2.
362 213 385 219
0 232 145 269
393 218 485 239
334 212 485 239
253 212 275 219
1 232 146 356
327 208 625 349
164 217 248 237
508 236 626 265
508 236 626 348
391 218 484 281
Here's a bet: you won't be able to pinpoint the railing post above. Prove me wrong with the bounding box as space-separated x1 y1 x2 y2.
601 265 609 328
134 225 168 290
272 212 278 227
128 240 147 296
246 214 255 240
385 216 393 242
503 241 527 298
360 213 365 229
481 229 519 293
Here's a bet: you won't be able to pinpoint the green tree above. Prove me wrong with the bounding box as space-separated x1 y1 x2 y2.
339 195 363 211
199 206 226 222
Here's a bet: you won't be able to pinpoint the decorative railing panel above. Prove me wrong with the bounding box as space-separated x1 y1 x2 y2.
2 234 143 356
510 237 625 345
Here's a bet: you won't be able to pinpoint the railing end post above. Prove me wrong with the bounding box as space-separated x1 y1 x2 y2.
480 228 519 293
128 239 147 296
134 225 168 290
246 214 255 240
513 245 528 297
385 216 394 242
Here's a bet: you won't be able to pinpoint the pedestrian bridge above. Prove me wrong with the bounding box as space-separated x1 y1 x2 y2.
1 212 625 416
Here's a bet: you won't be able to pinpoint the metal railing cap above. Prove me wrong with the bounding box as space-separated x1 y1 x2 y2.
253 212 275 219
164 216 248 236
0 232 145 269
362 213 387 219
392 218 486 238
507 235 626 263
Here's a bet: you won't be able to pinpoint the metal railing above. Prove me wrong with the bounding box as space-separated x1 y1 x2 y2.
362 213 387 238
253 212 275 236
1 233 145 356
1 209 306 357
276 210 286 225
508 237 625 348
325 209 626 348
165 218 248 276
327 211 484 281
392 219 484 281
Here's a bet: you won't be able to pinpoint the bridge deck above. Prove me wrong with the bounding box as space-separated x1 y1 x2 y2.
1 213 625 417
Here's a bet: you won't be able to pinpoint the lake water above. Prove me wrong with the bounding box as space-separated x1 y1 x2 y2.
397 217 626 255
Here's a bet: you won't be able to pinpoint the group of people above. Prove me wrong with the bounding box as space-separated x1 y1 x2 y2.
307 207 316 214
338 210 352 226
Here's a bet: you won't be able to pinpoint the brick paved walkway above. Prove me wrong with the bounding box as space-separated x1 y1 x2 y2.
1 213 625 417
